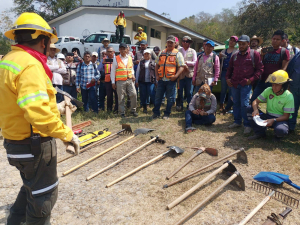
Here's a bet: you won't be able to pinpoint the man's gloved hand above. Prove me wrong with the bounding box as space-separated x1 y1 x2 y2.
70 134 80 155
57 100 77 115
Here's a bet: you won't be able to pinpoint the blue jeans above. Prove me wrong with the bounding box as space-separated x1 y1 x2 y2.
247 106 289 137
231 84 252 127
250 79 271 103
153 80 176 116
139 82 155 107
185 110 216 127
97 82 106 110
63 85 77 106
220 71 233 110
81 86 98 113
177 77 193 108
289 86 300 130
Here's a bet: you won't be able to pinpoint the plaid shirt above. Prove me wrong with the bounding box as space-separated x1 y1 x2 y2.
76 61 100 89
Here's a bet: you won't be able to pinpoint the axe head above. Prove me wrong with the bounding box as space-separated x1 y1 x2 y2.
55 87 84 107
168 146 185 154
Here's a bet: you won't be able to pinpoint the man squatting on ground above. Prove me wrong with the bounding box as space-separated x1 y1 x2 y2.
0 12 80 224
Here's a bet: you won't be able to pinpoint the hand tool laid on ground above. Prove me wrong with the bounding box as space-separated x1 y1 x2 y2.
73 129 83 135
254 172 300 190
106 146 184 188
166 147 218 180
86 136 166 181
167 160 237 209
62 126 154 176
72 120 92 130
175 168 245 225
64 96 76 154
56 87 84 107
163 148 247 188
238 182 299 225
79 129 110 146
262 207 292 225
58 124 132 163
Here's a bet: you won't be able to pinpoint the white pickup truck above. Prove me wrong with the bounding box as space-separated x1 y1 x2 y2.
55 36 82 56
57 32 139 56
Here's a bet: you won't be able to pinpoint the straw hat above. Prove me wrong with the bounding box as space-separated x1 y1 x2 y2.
50 43 60 53
102 38 110 44
250 35 263 46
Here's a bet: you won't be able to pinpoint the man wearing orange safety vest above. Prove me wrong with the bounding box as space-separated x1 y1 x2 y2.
101 46 118 112
0 13 80 224
152 35 185 119
110 43 138 117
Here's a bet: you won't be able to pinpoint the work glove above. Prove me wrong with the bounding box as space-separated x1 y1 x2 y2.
57 100 77 115
70 134 80 155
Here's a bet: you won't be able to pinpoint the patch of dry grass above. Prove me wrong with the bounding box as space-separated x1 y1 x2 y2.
1 104 300 225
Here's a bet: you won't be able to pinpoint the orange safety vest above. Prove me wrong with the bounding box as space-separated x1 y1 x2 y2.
103 58 113 82
115 55 133 81
158 49 178 78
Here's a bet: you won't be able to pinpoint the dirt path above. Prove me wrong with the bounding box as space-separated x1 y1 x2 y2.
0 112 299 225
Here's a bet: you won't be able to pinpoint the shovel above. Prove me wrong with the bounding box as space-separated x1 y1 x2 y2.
254 172 300 190
175 169 245 225
166 147 218 180
106 146 184 188
163 148 247 188
86 136 166 181
62 126 154 176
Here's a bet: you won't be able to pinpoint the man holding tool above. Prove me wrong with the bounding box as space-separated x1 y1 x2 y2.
0 12 80 224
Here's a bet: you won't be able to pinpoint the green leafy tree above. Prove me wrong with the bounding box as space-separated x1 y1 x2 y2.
12 0 82 21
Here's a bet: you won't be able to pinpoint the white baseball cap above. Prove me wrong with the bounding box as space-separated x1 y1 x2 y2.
92 52 98 57
143 49 152 55
57 53 65 59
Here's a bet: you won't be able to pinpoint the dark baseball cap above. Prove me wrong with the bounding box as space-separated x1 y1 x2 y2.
238 35 250 42
119 43 127 48
153 46 160 52
140 40 147 45
167 35 176 43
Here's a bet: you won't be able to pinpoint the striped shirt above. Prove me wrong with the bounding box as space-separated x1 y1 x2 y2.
76 61 100 89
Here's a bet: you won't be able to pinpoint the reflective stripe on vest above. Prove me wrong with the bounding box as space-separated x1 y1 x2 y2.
115 55 133 81
104 63 112 82
17 90 49 108
0 60 24 75
158 49 178 78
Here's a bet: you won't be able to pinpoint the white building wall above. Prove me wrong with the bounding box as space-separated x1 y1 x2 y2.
58 14 116 38
149 37 161 48
161 32 166 49
125 20 133 42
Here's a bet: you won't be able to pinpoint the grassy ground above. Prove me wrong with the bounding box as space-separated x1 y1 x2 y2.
0 103 300 225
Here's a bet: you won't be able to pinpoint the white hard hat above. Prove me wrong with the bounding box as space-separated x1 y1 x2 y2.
57 53 65 59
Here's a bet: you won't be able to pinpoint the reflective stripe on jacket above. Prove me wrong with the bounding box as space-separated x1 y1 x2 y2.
115 55 133 81
158 49 178 78
0 46 73 141
103 59 112 82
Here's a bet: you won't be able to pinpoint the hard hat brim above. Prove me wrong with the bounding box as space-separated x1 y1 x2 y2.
5 28 58 43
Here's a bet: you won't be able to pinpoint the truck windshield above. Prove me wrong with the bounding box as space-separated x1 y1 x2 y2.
56 38 62 44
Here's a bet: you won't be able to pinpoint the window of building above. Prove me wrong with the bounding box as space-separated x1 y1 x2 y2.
150 28 161 40
133 22 147 33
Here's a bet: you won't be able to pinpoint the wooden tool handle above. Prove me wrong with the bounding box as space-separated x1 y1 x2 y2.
167 161 231 210
166 151 201 180
57 132 114 164
175 173 238 225
64 96 75 154
62 135 135 176
86 136 158 181
106 153 165 187
164 150 242 188
239 192 274 225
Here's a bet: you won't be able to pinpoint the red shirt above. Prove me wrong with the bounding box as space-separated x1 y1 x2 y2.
261 48 290 81
226 48 264 88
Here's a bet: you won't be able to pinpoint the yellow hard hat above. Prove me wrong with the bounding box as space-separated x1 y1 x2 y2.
266 70 292 84
4 12 58 43
138 27 143 31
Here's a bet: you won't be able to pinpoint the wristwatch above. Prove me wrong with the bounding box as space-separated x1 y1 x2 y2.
273 118 277 122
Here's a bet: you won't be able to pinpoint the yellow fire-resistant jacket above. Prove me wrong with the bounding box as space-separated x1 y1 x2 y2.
0 46 73 141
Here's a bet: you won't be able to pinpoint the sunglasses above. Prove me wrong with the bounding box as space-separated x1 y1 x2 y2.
182 40 191 43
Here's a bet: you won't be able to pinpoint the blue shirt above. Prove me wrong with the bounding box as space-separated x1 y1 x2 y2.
222 49 233 70
76 61 100 89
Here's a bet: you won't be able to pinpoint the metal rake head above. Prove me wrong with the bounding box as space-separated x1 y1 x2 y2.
121 124 133 134
252 181 299 208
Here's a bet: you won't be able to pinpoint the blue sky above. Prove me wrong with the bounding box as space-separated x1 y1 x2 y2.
0 0 241 22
